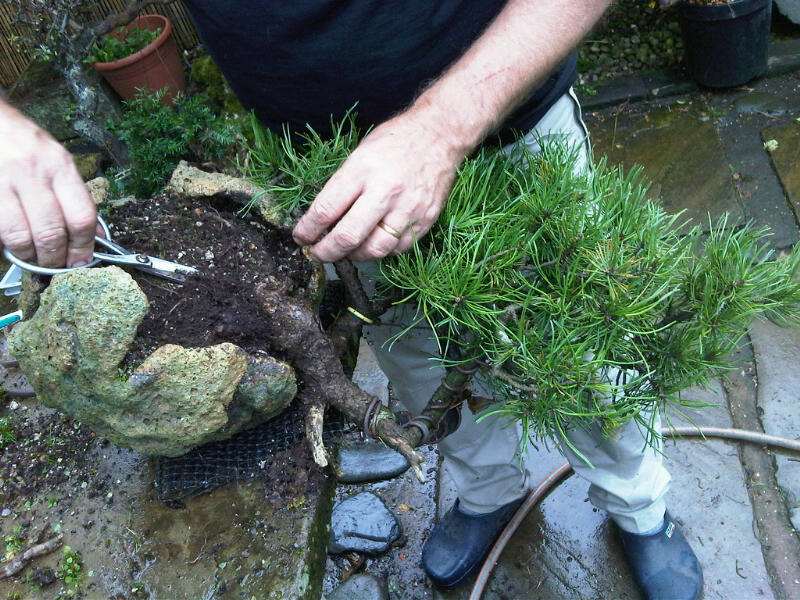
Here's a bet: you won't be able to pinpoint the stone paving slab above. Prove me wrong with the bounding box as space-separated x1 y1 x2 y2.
749 318 800 521
666 382 775 600
0 402 335 600
763 121 800 225
131 472 335 600
706 78 800 248
325 444 440 600
351 339 389 406
587 102 742 230
326 338 439 600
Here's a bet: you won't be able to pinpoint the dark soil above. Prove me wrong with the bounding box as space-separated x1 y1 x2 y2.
105 193 315 368
262 442 319 510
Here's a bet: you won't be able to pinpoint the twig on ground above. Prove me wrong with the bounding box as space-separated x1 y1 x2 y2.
206 207 234 229
0 534 63 579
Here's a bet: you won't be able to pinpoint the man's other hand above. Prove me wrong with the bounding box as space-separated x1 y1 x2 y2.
292 111 464 262
0 103 97 269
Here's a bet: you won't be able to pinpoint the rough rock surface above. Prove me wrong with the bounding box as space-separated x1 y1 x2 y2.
7 267 296 456
166 160 290 228
329 492 400 555
220 354 298 437
86 176 110 205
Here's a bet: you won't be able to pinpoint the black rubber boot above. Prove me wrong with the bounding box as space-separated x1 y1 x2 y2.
422 497 524 589
617 511 704 600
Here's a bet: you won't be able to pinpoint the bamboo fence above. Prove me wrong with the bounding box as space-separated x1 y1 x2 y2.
0 1 199 89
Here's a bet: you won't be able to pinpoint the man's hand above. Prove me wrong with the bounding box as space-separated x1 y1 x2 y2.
292 111 465 262
0 102 97 268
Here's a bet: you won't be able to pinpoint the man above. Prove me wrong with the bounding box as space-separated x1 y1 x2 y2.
0 2 703 598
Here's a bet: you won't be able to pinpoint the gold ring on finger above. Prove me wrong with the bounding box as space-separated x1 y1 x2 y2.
377 220 402 240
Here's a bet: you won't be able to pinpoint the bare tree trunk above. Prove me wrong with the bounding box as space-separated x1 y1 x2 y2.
60 64 128 165
253 269 479 482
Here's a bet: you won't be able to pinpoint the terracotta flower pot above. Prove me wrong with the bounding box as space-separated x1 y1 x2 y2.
90 14 186 103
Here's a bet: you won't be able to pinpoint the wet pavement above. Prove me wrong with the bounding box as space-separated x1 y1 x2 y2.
2 58 800 600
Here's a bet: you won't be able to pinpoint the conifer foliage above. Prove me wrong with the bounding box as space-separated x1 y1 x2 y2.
247 117 800 453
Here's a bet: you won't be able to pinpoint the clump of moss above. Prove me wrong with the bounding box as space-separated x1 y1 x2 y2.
190 54 244 114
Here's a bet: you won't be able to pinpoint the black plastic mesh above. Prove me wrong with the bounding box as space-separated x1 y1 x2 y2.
155 402 347 507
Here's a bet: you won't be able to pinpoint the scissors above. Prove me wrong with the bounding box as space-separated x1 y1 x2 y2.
1 215 198 300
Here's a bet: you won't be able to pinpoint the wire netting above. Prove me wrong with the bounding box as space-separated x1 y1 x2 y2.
155 402 347 507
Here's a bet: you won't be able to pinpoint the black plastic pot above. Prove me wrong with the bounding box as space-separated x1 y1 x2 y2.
678 0 772 88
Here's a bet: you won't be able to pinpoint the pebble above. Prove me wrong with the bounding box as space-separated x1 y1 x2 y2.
328 574 389 600
1 508 11 517
337 441 409 484
329 492 399 555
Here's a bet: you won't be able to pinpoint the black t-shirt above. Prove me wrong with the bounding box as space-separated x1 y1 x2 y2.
182 0 577 143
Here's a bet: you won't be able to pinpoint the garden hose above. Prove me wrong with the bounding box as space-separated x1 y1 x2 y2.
469 426 800 600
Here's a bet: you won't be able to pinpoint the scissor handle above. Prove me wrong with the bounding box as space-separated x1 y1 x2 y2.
3 247 103 275
0 310 22 330
2 215 114 276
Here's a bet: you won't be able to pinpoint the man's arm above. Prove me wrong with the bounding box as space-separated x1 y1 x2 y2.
293 0 612 263
0 100 97 268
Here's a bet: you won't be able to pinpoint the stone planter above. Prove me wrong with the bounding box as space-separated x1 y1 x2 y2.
7 165 322 457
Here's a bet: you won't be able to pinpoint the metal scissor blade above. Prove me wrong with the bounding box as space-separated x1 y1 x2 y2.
146 256 200 277
93 252 197 282
93 237 199 282
0 264 22 298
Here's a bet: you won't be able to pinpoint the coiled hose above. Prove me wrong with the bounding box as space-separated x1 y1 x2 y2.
469 426 800 600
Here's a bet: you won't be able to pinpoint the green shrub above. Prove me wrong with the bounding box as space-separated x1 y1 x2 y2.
110 90 238 198
85 26 161 63
4 526 24 562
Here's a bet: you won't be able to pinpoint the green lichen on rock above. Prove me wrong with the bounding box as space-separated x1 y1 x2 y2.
8 266 297 456
122 343 249 454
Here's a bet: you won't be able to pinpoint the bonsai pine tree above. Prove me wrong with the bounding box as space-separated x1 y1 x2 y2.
246 117 800 474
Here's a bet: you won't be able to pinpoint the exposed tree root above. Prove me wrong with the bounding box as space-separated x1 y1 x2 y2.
303 397 328 467
254 264 478 482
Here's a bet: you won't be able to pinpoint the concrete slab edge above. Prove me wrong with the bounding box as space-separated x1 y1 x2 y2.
581 39 800 110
